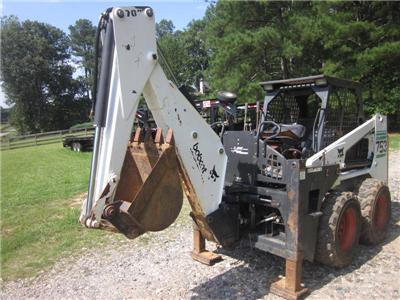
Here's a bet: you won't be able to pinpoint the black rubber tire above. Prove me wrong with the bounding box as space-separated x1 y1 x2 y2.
315 191 362 268
357 178 391 245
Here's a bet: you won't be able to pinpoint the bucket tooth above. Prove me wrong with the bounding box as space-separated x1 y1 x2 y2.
108 128 183 238
132 127 142 143
154 127 164 145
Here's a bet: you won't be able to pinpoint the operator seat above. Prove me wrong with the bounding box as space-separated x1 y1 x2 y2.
263 123 306 140
263 123 307 159
279 124 306 140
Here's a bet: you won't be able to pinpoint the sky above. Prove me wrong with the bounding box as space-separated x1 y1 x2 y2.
0 0 210 108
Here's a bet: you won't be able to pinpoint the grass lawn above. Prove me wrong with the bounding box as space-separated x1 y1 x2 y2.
0 143 113 280
389 133 400 150
0 143 191 281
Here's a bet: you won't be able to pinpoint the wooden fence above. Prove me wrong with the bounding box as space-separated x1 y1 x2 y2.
0 127 94 151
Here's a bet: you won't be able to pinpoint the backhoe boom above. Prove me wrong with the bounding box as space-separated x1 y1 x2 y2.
81 7 227 242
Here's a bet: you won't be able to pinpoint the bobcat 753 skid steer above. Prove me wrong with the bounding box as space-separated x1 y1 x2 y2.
80 7 391 299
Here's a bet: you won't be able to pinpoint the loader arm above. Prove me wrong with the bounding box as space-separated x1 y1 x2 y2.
306 114 388 183
81 7 227 242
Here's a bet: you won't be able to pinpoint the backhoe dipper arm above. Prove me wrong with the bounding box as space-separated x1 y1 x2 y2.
81 7 227 241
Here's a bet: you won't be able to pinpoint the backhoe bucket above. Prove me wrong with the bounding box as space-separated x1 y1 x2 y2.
102 128 183 239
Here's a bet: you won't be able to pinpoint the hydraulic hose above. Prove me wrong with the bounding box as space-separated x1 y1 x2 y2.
85 8 114 218
93 18 114 127
91 8 113 118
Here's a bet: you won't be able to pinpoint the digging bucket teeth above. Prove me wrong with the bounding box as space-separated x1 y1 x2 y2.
102 128 183 239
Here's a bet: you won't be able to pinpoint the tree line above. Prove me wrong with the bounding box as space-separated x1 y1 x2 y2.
159 1 399 119
1 1 399 134
1 17 95 133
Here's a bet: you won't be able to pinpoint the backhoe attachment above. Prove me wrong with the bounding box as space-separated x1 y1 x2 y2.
80 6 228 244
99 128 183 239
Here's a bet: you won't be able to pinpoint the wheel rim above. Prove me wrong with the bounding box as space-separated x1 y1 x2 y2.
374 192 389 231
338 206 357 251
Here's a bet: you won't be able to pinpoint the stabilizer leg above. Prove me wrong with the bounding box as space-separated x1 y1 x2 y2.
270 259 309 300
190 222 222 265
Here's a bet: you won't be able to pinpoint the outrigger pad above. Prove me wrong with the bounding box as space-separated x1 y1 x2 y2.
270 259 309 300
105 128 183 238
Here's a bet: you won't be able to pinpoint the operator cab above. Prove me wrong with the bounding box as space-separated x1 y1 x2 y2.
222 74 367 188
259 74 365 160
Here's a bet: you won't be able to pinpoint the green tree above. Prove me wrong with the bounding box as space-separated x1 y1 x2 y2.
315 1 400 115
156 19 175 39
202 0 400 117
157 19 210 91
69 19 96 99
1 16 90 133
156 19 190 86
204 1 317 101
157 29 187 85
180 19 209 89
0 107 10 124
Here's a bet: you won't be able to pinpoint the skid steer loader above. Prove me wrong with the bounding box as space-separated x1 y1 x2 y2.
80 6 391 299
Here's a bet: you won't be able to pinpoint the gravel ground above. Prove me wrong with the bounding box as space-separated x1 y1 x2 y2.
1 151 399 299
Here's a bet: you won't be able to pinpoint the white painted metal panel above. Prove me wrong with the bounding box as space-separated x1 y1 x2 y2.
89 7 227 221
144 65 227 214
